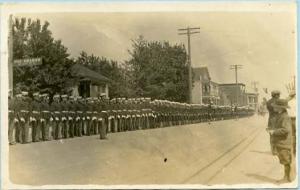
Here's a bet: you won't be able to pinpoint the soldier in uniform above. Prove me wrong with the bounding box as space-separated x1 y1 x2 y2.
267 99 293 182
16 92 31 143
90 97 99 135
40 93 51 141
267 90 281 155
31 92 41 142
68 96 76 138
51 94 62 140
8 91 17 145
13 94 22 143
75 96 84 137
60 95 69 138
99 96 109 139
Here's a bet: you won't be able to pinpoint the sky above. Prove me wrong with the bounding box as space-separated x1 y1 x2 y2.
16 2 296 100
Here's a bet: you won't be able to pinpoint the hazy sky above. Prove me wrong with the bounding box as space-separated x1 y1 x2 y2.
18 4 296 99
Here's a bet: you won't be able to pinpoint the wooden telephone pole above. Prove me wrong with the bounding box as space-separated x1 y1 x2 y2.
178 27 200 103
230 64 243 106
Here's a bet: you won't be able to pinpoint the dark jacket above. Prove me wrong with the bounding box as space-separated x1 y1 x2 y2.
267 98 278 129
272 111 292 149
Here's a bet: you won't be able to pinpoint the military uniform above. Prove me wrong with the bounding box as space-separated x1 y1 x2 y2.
17 92 31 143
8 96 17 145
31 93 41 142
267 91 280 155
51 95 62 139
68 97 76 138
60 95 69 138
40 94 51 141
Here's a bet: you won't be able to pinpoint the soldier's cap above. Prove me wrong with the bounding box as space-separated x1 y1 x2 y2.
69 96 74 99
76 96 82 100
21 91 28 96
53 94 60 99
61 94 68 98
16 94 22 98
272 99 290 109
33 92 40 97
271 90 280 96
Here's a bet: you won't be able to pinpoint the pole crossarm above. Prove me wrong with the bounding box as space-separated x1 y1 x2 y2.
178 27 200 31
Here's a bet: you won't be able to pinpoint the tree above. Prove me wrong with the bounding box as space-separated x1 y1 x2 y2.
127 36 189 102
75 51 134 98
12 17 74 96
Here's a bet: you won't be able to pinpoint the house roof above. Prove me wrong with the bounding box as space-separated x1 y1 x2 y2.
71 64 110 84
192 67 211 81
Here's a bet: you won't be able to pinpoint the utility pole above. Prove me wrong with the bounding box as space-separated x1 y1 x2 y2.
178 27 200 104
230 64 243 106
8 14 13 96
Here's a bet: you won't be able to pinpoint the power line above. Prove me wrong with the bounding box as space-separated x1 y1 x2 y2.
178 26 200 104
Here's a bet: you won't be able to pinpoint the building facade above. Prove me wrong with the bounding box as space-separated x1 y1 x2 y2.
246 92 259 110
192 67 220 105
219 83 247 106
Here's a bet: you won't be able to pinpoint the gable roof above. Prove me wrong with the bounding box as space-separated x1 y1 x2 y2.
192 67 211 81
71 64 110 84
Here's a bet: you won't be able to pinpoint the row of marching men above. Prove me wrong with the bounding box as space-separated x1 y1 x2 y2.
8 91 255 145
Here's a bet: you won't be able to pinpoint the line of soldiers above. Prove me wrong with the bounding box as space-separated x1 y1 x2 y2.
8 91 255 145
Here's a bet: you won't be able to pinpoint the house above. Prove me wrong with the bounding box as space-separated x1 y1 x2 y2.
246 92 259 110
70 64 110 98
192 67 220 105
219 83 247 106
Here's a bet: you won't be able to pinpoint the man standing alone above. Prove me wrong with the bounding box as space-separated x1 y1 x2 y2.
267 99 293 183
266 90 280 155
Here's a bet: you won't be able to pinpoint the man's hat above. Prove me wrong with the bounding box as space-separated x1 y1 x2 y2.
16 94 22 98
21 91 28 96
61 94 68 98
53 94 60 99
272 99 290 109
271 90 281 96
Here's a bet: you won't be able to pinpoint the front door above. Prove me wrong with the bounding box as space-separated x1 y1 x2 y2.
78 81 91 98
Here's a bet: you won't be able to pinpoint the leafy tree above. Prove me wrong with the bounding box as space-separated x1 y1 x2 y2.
12 17 74 96
127 36 189 102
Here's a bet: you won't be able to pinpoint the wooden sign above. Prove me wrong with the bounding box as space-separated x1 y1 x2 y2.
13 58 42 67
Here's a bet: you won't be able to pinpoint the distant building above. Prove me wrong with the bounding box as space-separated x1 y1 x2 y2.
219 83 247 106
191 68 203 104
192 67 220 105
70 64 110 98
246 92 259 110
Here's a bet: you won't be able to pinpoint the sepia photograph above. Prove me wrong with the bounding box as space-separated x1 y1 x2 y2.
0 1 298 189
